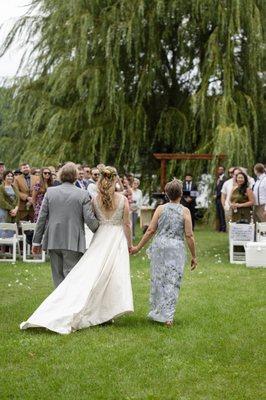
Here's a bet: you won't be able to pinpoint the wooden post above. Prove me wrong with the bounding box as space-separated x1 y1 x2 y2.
161 159 166 191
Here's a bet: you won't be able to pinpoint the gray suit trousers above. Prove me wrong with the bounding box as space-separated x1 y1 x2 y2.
49 249 83 287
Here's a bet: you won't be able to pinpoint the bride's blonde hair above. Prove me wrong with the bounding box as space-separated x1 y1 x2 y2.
98 165 117 210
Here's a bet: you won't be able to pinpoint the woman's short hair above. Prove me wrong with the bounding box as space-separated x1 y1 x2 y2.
58 162 78 183
165 179 183 200
3 170 14 181
254 163 265 174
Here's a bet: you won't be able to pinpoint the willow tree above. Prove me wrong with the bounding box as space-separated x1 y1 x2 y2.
0 0 264 176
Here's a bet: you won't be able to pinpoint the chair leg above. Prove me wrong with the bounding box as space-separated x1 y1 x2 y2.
12 241 16 263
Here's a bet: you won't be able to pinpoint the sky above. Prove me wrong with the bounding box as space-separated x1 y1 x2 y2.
0 0 29 78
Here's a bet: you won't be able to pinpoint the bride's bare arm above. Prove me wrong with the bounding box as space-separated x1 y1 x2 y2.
123 197 133 249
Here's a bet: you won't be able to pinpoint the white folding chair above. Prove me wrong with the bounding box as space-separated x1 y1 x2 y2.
20 222 45 263
0 223 20 263
256 222 266 242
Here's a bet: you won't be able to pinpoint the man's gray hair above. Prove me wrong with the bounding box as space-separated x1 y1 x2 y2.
58 162 78 183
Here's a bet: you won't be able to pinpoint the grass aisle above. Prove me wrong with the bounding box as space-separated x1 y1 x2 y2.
0 227 265 400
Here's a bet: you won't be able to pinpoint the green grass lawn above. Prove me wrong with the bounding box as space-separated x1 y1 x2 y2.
0 226 265 400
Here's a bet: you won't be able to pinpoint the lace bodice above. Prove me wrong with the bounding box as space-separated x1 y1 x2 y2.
93 195 125 225
155 203 185 241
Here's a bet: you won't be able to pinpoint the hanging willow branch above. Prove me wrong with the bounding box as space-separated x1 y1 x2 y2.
0 0 264 177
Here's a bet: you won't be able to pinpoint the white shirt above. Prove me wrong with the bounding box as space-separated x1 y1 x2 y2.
87 182 98 198
221 178 234 210
253 173 266 209
131 189 143 212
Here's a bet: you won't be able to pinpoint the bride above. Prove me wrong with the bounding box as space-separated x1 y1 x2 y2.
20 166 134 334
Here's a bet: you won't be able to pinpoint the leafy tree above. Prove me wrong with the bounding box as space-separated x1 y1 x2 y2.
1 0 265 176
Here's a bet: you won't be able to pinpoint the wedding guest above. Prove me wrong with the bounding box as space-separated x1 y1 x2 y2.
221 167 241 224
122 176 133 206
31 168 41 176
131 179 197 327
83 165 92 186
87 167 100 198
32 167 53 222
131 178 143 239
13 169 22 177
75 167 87 190
181 173 197 229
0 161 5 185
14 163 39 221
253 163 266 222
230 172 255 223
0 170 19 238
215 166 227 232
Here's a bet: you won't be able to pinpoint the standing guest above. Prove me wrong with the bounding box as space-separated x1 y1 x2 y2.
131 179 197 327
131 178 143 239
0 161 5 185
181 173 197 229
215 166 227 232
13 169 22 177
253 163 266 222
31 168 41 177
14 163 39 221
87 167 100 198
122 176 133 206
83 165 92 187
32 168 53 222
230 172 255 223
221 167 240 224
0 170 20 238
75 167 87 190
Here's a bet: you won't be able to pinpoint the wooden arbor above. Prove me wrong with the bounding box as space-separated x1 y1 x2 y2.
153 153 226 191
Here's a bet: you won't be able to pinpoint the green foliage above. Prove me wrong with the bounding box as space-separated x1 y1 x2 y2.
0 0 265 175
0 227 265 399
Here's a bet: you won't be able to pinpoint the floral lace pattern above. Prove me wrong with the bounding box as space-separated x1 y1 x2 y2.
93 195 125 225
147 203 186 322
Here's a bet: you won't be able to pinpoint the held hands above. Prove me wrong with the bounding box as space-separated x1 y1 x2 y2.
191 257 197 271
129 246 139 255
32 245 42 255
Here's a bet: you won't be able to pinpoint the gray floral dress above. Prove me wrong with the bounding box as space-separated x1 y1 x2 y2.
147 203 186 323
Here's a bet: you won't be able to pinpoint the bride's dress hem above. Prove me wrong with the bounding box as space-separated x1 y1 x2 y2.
20 309 134 335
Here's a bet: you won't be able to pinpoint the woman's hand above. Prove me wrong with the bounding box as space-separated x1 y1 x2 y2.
191 257 197 270
130 246 139 255
9 209 18 217
231 202 238 210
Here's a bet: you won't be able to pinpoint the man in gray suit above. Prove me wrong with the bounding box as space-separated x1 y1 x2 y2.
32 162 99 287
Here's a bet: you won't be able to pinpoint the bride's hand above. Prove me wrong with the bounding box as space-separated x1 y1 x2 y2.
130 246 139 255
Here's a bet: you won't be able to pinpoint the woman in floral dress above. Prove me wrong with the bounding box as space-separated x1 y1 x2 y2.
131 179 197 326
32 168 53 222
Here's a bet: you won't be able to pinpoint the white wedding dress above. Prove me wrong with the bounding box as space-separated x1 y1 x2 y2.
20 195 134 334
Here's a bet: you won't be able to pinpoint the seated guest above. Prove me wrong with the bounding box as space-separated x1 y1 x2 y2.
14 163 39 222
75 167 87 190
0 170 20 238
32 167 53 222
253 163 266 222
131 178 143 239
181 173 197 229
230 172 254 223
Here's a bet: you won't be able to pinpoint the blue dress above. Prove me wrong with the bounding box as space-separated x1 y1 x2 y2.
147 203 186 323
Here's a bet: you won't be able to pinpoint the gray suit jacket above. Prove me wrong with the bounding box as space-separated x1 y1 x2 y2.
33 182 99 253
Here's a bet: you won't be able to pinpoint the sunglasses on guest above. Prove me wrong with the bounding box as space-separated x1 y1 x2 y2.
43 171 51 175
